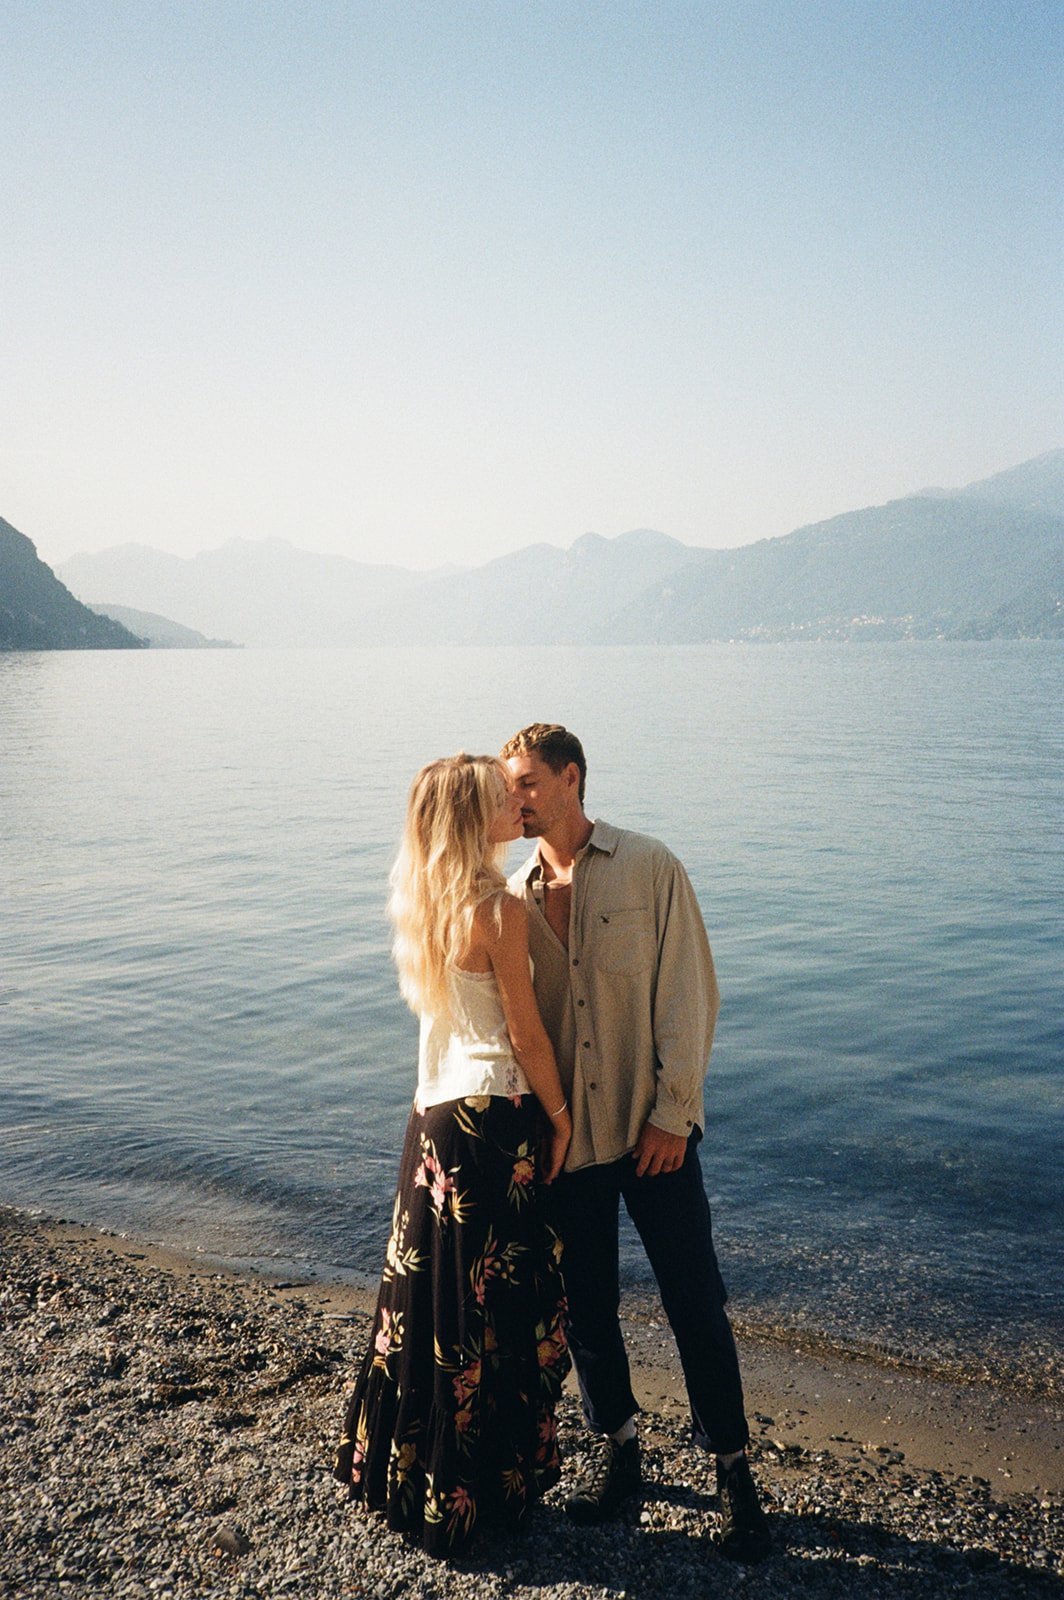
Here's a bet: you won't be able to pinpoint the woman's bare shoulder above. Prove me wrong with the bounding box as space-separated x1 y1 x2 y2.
473 888 527 946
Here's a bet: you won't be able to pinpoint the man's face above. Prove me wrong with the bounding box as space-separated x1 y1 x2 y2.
505 752 576 838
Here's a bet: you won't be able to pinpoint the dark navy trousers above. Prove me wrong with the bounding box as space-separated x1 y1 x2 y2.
545 1130 750 1455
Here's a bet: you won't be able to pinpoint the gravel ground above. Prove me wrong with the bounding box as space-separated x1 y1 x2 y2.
2 1205 1061 1599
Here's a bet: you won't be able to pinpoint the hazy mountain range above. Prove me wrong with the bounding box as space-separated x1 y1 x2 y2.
89 604 239 649
6 448 1063 650
58 448 1064 647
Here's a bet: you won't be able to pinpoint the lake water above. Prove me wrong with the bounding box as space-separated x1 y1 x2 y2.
1 643 1061 1391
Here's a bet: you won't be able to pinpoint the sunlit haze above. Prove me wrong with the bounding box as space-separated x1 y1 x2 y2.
3 2 1061 569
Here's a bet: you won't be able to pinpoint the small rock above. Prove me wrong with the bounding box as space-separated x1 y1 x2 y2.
206 1522 250 1558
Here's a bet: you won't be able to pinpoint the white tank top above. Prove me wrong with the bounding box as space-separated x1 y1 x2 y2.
416 967 531 1109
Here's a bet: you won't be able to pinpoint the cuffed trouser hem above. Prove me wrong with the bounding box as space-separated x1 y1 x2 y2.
690 1425 751 1456
566 1339 642 1439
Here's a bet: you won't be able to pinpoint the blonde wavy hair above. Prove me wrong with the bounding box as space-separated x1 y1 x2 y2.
388 753 509 1018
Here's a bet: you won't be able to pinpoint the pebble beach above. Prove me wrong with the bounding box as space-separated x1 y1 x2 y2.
2 1204 1061 1600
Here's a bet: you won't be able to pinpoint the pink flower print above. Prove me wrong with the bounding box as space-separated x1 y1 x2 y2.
536 1321 568 1371
373 1306 404 1368
413 1153 436 1191
452 1356 481 1404
511 1155 535 1187
414 1145 457 1216
536 1411 561 1470
446 1483 476 1533
473 1246 499 1306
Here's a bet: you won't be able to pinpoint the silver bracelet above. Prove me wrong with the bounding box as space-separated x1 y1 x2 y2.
549 1100 569 1119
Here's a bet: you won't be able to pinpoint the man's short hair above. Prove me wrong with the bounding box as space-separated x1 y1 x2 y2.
500 723 587 804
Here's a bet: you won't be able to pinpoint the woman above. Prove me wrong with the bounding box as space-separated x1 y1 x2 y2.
334 754 572 1558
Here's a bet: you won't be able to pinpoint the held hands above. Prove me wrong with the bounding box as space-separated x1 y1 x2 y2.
633 1121 687 1178
539 1107 572 1184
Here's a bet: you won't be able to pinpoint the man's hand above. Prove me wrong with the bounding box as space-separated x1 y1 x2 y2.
632 1122 687 1178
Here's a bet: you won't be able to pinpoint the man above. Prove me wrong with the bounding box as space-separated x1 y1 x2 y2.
502 722 770 1563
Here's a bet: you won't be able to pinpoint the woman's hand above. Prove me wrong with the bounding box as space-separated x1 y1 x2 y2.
486 896 572 1183
539 1107 572 1184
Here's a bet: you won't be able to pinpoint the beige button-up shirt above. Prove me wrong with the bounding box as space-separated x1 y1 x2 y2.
509 819 720 1173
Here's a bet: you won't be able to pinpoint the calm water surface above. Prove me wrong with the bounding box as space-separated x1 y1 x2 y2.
1 644 1061 1384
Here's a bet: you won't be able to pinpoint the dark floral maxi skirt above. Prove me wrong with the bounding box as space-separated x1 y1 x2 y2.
334 1094 570 1558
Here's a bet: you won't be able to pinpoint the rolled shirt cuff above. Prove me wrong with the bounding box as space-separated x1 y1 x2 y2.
648 1098 704 1139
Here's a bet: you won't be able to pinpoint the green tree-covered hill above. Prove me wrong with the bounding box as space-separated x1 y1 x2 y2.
0 518 144 650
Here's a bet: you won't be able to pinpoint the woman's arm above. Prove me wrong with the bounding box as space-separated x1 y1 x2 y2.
477 895 571 1182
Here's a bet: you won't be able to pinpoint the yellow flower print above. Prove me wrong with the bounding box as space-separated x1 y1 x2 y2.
384 1194 425 1280
390 1438 418 1485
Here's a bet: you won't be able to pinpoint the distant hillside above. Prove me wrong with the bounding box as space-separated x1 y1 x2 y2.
89 604 240 649
0 518 144 651
60 526 701 647
59 537 426 647
605 495 1064 643
359 528 700 645
53 447 1064 646
940 447 1064 521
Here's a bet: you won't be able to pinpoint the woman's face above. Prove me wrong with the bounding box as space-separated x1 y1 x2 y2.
486 775 524 845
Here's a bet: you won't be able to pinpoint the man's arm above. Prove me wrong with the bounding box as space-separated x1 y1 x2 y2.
642 851 720 1156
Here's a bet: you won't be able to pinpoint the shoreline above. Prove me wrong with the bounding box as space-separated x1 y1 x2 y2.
18 1199 1058 1400
3 1204 1061 1597
13 1206 1064 1493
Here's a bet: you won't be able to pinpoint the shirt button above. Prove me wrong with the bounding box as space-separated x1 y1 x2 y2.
589 1081 597 1089
577 998 585 1007
572 958 579 966
583 1041 591 1049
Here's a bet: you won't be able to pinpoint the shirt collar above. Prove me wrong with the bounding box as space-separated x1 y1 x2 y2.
518 818 619 883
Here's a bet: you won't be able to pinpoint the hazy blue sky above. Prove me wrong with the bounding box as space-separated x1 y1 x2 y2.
3 1 1061 569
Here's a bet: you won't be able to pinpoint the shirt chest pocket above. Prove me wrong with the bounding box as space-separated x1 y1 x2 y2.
594 908 656 974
